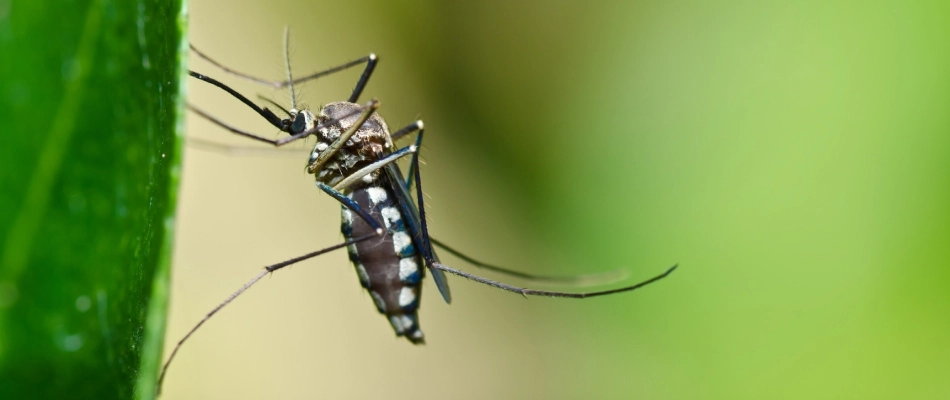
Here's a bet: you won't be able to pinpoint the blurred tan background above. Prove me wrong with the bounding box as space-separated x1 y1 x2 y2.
164 1 950 399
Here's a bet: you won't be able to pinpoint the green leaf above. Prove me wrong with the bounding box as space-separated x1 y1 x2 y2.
0 0 185 398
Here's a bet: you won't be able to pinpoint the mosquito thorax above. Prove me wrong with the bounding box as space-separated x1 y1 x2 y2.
307 101 393 186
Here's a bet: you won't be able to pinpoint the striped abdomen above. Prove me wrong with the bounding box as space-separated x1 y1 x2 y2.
342 183 425 343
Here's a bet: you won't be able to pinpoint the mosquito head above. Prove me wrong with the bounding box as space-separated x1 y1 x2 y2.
289 108 316 135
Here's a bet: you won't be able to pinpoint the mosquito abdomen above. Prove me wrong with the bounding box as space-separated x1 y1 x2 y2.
343 182 425 344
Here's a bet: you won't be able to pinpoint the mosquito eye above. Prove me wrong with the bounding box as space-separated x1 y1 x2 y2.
291 114 308 133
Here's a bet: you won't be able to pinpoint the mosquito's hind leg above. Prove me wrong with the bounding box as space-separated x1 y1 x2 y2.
407 139 678 299
388 123 628 285
428 238 631 287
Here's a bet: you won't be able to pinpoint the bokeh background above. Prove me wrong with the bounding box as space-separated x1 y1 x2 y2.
165 1 950 399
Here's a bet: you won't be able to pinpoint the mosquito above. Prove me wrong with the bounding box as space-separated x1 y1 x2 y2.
157 28 677 394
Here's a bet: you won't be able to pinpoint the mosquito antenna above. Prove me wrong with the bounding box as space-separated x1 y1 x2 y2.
283 26 297 110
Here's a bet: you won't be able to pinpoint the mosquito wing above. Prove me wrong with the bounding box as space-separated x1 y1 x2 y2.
385 163 452 304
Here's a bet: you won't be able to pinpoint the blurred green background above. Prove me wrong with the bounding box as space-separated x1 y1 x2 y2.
0 1 183 398
168 1 950 399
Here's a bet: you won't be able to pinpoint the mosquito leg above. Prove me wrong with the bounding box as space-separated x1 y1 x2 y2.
386 121 425 189
331 144 418 192
278 26 378 101
347 53 378 102
432 262 678 299
429 238 630 286
366 119 423 189
317 183 385 235
390 120 423 143
287 54 374 90
190 43 374 90
189 43 280 87
156 233 377 395
408 140 677 299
